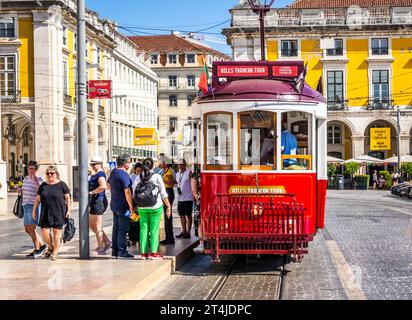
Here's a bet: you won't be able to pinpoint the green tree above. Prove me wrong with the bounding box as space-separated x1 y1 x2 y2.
344 162 360 178
401 163 412 180
328 163 337 178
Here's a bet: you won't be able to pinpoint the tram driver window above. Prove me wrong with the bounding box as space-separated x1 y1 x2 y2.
205 113 232 169
281 112 313 170
239 111 276 169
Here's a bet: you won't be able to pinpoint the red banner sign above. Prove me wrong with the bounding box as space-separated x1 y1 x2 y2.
88 80 112 99
217 65 269 77
273 66 299 77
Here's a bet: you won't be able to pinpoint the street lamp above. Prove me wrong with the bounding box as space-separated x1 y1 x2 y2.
4 116 16 145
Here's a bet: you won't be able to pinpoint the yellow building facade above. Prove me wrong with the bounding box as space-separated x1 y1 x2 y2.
225 1 412 169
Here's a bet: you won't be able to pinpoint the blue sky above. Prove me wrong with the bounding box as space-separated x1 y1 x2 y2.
86 0 295 55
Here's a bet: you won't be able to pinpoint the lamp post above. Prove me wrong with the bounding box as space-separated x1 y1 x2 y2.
77 0 89 259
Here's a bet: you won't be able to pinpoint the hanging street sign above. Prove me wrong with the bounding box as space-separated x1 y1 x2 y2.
88 80 112 99
134 128 157 146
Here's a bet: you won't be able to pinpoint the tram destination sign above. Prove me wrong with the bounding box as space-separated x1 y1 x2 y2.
217 65 269 77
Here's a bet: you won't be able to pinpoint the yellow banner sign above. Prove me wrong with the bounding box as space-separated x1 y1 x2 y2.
134 128 157 146
370 128 391 151
229 186 286 194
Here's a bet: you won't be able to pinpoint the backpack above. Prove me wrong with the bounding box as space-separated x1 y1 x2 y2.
63 218 76 243
133 172 159 208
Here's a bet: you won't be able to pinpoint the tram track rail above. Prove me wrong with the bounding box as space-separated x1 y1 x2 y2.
206 255 287 300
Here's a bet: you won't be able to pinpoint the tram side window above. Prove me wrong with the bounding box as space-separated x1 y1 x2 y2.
281 112 313 170
239 111 276 169
205 113 232 169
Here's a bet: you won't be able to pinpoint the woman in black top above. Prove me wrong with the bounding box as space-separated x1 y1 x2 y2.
32 166 71 261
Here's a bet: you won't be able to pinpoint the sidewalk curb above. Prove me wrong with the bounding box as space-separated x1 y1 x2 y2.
116 261 171 300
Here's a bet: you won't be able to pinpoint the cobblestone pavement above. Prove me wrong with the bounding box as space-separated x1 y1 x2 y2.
325 190 412 300
281 232 348 300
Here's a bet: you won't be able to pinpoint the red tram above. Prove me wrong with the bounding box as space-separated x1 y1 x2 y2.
193 60 327 261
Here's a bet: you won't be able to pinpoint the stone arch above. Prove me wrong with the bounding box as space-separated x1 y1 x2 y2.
1 112 33 179
364 119 398 160
327 120 354 160
327 117 357 136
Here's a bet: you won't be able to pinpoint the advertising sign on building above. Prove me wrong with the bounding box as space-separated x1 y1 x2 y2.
134 128 157 146
88 80 112 99
370 128 391 151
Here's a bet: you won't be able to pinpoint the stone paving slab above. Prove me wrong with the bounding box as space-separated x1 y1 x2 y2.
0 223 198 300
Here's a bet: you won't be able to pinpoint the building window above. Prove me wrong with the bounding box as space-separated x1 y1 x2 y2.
169 75 177 87
150 54 158 64
326 39 343 56
63 61 68 95
327 125 342 145
0 18 15 38
0 56 16 96
281 40 298 57
171 140 177 157
187 95 195 106
23 127 30 147
168 54 177 64
169 117 177 133
186 54 195 64
63 26 67 46
372 70 389 101
187 75 195 87
371 38 388 55
169 95 178 107
97 48 101 64
327 71 344 105
74 34 77 51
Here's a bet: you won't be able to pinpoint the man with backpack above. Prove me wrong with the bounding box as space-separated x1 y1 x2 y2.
107 154 135 259
132 157 171 260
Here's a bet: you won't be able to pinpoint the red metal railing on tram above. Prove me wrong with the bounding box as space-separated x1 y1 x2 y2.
202 193 309 261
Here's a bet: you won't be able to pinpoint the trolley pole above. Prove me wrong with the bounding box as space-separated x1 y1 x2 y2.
249 0 275 61
397 107 401 175
77 0 89 259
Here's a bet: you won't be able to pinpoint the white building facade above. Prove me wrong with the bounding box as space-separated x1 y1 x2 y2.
0 0 158 198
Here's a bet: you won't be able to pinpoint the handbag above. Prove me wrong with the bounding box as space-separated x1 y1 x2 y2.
13 194 24 219
63 218 76 243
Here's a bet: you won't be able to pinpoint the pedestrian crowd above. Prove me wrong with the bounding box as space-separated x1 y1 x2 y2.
19 153 203 261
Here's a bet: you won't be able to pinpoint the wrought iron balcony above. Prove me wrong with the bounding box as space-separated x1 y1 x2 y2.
64 94 72 106
367 98 394 110
327 100 348 111
0 90 21 103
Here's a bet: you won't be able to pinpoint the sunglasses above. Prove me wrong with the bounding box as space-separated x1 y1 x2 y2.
46 172 56 176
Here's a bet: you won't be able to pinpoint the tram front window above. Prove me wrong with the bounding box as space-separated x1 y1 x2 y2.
239 111 276 169
205 113 233 169
281 111 313 170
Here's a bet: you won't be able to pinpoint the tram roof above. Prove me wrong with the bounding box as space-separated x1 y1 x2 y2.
197 61 326 105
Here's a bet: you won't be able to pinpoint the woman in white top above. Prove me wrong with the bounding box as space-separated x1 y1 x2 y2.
175 159 194 239
132 158 171 260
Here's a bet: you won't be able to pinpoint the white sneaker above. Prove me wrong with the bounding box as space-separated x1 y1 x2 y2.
193 243 204 254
